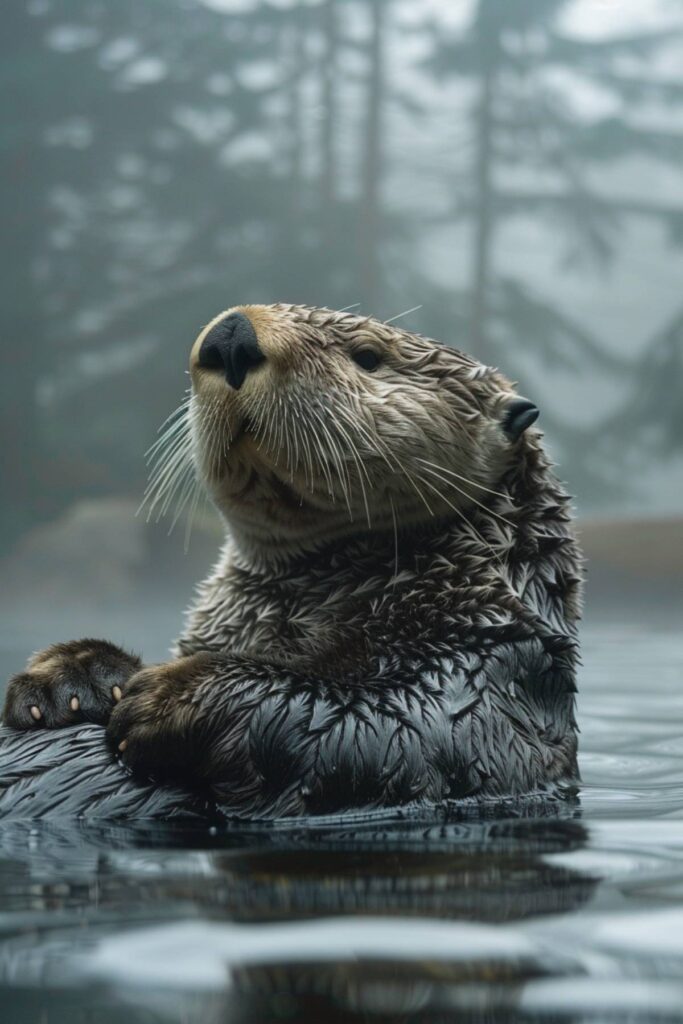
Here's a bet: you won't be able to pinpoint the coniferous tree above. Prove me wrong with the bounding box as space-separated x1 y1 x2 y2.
2 0 296 543
419 0 683 499
5 0 681 543
423 0 683 370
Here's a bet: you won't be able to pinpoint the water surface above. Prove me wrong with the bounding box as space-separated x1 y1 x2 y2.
1 623 682 1023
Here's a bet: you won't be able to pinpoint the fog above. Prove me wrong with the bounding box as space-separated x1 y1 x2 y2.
1 0 681 668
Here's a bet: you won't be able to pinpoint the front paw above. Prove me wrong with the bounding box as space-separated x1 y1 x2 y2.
106 657 210 781
3 640 142 729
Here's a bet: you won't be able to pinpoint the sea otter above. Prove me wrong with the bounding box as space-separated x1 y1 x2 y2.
0 304 582 819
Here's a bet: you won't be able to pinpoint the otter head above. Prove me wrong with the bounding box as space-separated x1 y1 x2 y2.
186 303 538 554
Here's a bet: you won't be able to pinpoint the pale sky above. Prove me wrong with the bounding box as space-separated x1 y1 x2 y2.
199 0 678 36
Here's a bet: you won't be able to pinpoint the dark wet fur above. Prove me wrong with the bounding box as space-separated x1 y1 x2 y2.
0 310 582 820
0 719 577 822
0 723 213 819
0 442 581 820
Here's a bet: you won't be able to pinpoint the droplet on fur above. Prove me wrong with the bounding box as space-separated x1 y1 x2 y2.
70 696 80 712
30 706 42 721
112 685 122 702
118 739 128 752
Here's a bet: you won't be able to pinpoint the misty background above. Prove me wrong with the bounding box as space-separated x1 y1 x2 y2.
1 0 682 664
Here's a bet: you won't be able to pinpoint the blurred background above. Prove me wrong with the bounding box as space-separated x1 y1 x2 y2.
1 0 682 664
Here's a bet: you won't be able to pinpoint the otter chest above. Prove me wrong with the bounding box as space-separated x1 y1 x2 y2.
181 566 394 663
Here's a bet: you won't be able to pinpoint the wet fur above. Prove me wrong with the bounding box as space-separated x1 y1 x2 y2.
0 305 582 819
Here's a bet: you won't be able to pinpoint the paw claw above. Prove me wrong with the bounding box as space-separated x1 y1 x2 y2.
118 739 128 752
3 639 143 731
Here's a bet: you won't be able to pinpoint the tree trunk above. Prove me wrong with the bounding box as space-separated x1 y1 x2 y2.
0 7 50 551
359 0 386 313
286 3 306 219
320 0 338 225
470 54 495 364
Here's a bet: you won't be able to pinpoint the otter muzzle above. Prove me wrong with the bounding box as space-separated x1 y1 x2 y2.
198 311 265 390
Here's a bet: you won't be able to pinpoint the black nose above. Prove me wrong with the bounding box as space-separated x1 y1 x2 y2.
198 311 265 390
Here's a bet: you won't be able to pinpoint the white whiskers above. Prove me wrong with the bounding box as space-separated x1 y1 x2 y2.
138 391 205 549
384 304 422 325
139 373 514 571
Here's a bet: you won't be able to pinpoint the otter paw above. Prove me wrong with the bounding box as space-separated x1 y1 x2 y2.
3 639 142 730
106 660 205 781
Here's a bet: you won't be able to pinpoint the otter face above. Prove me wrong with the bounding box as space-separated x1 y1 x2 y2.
185 303 537 548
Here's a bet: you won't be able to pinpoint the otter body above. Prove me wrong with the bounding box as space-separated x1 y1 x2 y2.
1 305 582 819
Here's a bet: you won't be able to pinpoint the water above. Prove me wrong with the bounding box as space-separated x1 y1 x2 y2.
1 621 682 1023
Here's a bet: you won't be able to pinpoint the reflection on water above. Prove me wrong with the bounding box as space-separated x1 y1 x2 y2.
1 627 683 1022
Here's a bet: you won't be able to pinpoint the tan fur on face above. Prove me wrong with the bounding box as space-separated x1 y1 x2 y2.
188 304 521 554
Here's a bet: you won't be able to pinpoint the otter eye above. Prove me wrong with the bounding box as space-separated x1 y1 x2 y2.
352 348 381 372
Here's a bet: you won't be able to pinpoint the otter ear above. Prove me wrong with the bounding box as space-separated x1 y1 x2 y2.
503 398 539 441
